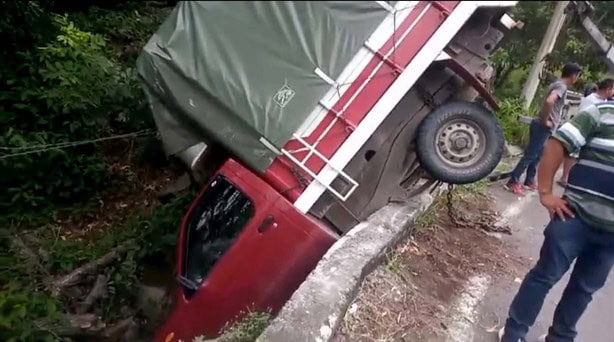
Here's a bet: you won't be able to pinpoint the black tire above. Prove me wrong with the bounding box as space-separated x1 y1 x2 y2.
416 101 504 184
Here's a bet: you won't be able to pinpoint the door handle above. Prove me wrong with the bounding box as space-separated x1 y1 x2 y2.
257 215 277 233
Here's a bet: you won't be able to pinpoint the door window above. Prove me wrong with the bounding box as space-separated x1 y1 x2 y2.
183 176 254 286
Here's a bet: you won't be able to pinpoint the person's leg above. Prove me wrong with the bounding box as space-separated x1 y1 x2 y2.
546 230 614 342
524 122 552 186
508 120 550 186
524 141 546 188
508 120 538 184
501 217 589 342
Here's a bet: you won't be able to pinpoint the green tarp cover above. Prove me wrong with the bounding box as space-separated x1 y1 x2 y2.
138 1 390 172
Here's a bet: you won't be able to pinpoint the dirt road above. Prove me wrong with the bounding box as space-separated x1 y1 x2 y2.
471 182 614 342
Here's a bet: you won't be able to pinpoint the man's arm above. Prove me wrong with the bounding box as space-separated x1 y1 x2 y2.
538 106 599 220
540 91 559 126
538 138 575 220
538 139 566 196
541 82 567 126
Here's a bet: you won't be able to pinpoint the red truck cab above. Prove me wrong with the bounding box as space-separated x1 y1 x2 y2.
159 159 337 339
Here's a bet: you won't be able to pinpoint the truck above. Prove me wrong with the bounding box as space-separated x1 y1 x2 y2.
136 1 520 341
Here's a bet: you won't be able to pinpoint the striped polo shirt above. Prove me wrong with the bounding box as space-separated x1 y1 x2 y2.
554 102 614 232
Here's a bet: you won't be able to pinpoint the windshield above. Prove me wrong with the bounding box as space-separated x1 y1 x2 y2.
183 176 254 287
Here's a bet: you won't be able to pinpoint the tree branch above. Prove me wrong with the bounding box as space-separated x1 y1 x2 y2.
76 274 108 314
50 242 131 297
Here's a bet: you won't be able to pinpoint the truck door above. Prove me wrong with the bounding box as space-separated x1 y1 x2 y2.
158 159 338 341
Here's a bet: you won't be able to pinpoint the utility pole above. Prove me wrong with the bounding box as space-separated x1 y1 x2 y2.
521 1 569 110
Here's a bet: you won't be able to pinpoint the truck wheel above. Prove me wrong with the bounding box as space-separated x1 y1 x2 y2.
416 101 504 184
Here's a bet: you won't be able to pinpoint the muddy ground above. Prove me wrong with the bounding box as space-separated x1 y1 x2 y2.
334 188 530 342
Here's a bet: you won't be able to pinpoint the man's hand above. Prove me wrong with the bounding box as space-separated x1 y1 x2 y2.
539 193 575 221
544 119 554 129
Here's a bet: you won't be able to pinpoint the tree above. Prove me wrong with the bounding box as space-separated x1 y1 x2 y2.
493 1 614 95
492 2 556 89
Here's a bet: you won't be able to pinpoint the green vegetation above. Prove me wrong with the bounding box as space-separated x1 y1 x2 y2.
414 205 436 230
0 1 163 219
217 312 273 342
492 1 614 96
2 0 614 340
385 252 405 277
1 191 194 341
458 179 490 196
494 97 530 147
0 285 62 342
490 2 614 147
0 1 182 340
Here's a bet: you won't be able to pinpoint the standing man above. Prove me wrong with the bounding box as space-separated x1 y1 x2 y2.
499 102 614 342
579 78 614 111
559 78 614 186
583 82 597 97
505 63 582 196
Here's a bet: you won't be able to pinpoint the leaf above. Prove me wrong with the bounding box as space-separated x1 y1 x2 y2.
16 304 27 318
0 110 12 124
46 300 57 315
69 121 80 133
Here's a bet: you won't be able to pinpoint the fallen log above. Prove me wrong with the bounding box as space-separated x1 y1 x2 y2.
37 313 106 339
76 274 108 314
39 314 138 341
50 242 131 297
102 317 138 341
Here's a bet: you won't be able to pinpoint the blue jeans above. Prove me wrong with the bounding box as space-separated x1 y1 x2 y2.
502 216 614 342
509 119 552 185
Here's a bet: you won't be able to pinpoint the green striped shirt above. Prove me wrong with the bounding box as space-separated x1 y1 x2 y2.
553 102 614 232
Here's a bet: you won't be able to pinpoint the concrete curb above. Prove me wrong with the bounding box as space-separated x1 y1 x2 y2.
257 193 434 342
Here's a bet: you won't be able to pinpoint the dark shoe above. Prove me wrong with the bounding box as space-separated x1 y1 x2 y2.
499 327 526 342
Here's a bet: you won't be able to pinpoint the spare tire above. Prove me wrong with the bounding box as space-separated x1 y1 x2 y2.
416 101 504 184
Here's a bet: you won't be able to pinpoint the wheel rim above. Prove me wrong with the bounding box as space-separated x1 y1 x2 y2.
435 118 486 168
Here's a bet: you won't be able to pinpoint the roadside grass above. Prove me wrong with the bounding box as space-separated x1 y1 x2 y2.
217 311 272 342
495 158 516 173
411 178 489 233
338 176 521 341
415 202 437 229
383 177 495 281
385 252 409 281
458 179 489 196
